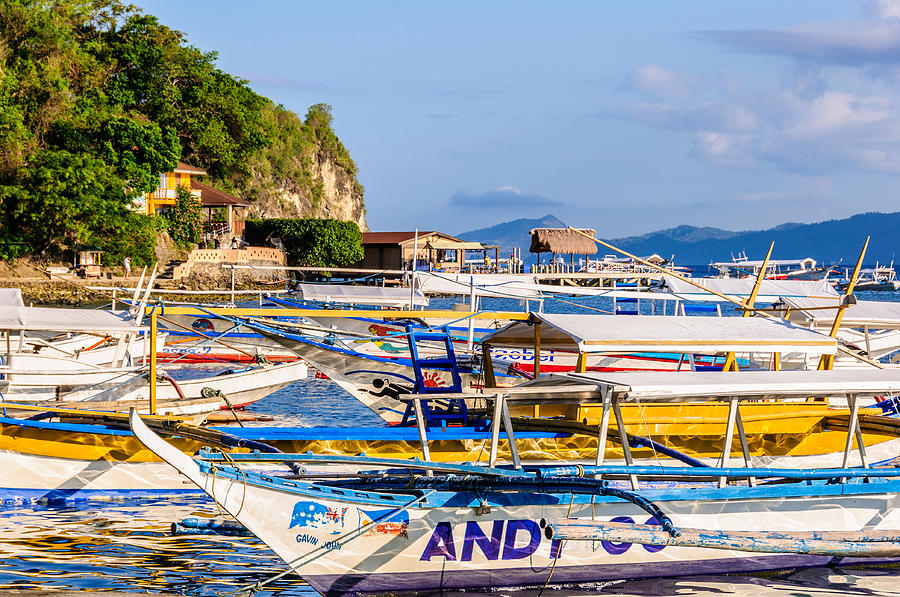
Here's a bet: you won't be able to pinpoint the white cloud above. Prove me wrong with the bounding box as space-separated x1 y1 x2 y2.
450 188 564 209
862 0 900 19
624 65 698 99
614 63 900 174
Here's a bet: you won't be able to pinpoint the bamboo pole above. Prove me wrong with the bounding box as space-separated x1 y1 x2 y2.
819 237 869 370
724 242 774 371
149 309 158 415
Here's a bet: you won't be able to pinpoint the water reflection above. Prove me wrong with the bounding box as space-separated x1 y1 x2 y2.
0 498 314 595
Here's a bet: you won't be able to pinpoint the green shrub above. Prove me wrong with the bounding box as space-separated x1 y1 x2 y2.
245 218 363 267
165 185 203 248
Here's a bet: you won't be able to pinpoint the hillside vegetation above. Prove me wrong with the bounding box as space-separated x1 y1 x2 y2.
0 0 364 265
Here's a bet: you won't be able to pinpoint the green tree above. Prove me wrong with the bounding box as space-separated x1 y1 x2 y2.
165 185 203 247
0 148 140 257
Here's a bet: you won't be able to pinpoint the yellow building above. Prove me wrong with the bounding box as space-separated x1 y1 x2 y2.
141 161 206 215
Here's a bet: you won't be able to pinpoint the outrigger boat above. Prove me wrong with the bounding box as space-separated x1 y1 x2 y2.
131 368 900 595
252 311 840 423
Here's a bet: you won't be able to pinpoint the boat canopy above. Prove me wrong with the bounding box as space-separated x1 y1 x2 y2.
781 296 900 329
515 368 900 403
294 283 428 307
480 312 837 355
0 306 146 332
414 272 654 299
0 289 24 307
415 272 546 298
423 240 486 250
658 276 838 302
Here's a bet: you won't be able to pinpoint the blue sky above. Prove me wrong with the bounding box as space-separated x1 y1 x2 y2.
139 1 900 236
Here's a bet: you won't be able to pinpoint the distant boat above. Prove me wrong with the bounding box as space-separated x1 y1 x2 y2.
838 263 900 292
710 252 833 281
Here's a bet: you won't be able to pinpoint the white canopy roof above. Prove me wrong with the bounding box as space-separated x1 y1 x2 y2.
414 272 660 300
295 284 428 307
424 240 486 250
415 272 546 298
658 276 838 302
516 368 900 403
481 312 837 355
0 307 145 332
781 296 900 329
0 289 24 307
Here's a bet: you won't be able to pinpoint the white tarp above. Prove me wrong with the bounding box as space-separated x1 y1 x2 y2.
415 272 545 298
517 368 900 402
0 289 24 307
658 276 838 302
296 284 428 307
414 272 664 300
0 307 145 332
481 312 837 355
781 296 900 329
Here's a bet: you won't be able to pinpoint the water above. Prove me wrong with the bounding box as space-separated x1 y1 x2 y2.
5 291 900 595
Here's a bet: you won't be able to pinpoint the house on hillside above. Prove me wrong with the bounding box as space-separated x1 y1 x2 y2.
134 162 249 241
356 231 497 272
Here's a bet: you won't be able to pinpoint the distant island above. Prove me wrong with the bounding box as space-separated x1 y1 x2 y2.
459 211 900 264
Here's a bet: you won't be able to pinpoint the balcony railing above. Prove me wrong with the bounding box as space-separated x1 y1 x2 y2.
151 188 202 200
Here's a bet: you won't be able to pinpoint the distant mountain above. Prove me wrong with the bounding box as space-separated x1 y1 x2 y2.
458 214 566 256
609 225 745 259
608 212 900 265
459 211 900 265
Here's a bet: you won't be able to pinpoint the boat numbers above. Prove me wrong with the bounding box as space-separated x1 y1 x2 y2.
490 348 556 363
420 517 665 561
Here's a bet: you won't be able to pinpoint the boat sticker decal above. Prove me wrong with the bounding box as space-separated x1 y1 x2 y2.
359 508 410 537
367 324 408 353
289 501 346 535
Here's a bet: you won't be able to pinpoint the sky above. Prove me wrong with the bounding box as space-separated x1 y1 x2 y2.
139 0 900 237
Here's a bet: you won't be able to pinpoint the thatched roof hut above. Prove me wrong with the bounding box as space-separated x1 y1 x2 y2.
529 228 598 255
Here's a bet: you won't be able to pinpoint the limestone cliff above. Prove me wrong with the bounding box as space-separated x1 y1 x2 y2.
230 103 368 232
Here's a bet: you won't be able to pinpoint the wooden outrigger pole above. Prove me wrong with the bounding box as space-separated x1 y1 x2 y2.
818 236 869 370
722 241 774 372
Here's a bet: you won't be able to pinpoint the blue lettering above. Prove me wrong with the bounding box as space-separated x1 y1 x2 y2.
642 517 665 553
420 522 456 561
461 520 503 561
601 516 634 555
502 520 541 560
295 533 318 546
550 536 564 559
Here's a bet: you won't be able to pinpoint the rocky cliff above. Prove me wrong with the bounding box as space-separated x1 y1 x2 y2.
244 150 368 231
229 103 368 232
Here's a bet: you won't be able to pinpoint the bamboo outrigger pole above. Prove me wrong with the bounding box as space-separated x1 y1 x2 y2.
818 236 869 370
722 241 774 372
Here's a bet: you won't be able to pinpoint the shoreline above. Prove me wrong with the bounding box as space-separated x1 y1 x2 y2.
0 277 287 306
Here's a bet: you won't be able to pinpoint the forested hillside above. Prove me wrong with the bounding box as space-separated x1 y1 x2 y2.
0 0 365 265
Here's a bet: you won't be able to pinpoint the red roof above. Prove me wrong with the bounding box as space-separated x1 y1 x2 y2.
362 231 443 245
193 181 250 207
174 161 207 175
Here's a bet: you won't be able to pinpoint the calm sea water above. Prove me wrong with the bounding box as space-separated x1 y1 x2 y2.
4 288 900 595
